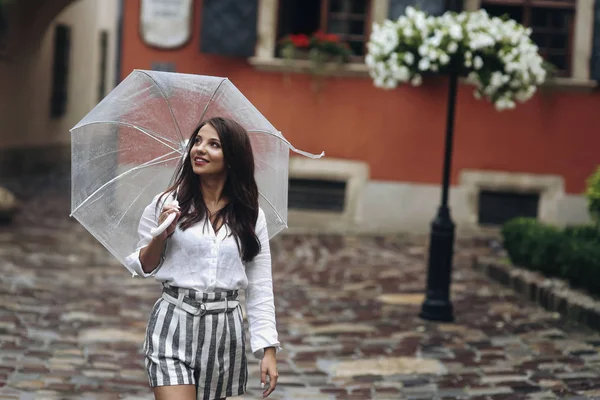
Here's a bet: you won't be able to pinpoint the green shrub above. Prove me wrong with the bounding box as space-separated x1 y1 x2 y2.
502 218 562 276
556 237 600 292
563 224 600 243
585 165 600 227
502 218 600 295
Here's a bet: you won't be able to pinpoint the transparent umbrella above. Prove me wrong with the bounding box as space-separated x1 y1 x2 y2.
70 69 322 275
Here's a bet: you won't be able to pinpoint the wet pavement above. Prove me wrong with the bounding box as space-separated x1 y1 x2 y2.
2 179 600 399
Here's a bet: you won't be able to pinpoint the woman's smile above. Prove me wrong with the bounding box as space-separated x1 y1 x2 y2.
189 123 224 175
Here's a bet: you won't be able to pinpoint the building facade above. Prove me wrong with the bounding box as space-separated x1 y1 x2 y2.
2 0 598 235
0 0 120 177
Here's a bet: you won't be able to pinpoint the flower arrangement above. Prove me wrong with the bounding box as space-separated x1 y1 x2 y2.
366 7 551 111
279 31 353 75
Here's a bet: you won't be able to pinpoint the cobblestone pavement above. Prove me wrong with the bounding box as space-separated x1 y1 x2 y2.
2 180 600 399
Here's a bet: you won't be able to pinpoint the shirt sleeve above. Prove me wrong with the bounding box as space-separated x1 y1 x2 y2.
244 208 282 359
123 193 166 278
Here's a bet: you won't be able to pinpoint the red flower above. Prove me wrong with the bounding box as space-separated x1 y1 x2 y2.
325 33 340 43
290 34 310 48
313 31 340 43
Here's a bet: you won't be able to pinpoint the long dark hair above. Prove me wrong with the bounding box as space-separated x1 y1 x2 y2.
159 117 260 262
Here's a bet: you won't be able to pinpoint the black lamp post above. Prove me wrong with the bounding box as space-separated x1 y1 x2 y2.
419 0 464 322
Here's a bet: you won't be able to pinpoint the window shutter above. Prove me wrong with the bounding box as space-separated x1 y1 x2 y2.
388 0 445 19
200 0 258 57
0 2 8 60
50 24 71 118
591 2 600 81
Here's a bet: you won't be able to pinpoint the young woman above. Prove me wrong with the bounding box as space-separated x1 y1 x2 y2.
124 117 280 400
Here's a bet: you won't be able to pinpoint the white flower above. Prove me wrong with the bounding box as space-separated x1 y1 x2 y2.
449 24 462 40
418 58 431 71
466 72 479 84
366 7 546 111
440 53 450 65
392 65 411 82
365 54 375 67
411 74 423 86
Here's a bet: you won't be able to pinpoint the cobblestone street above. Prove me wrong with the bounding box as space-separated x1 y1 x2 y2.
2 180 600 399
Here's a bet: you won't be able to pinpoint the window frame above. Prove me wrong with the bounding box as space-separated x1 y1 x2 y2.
250 0 387 74
274 0 374 61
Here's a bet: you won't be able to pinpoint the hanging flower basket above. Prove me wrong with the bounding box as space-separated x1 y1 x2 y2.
279 31 353 76
366 7 553 111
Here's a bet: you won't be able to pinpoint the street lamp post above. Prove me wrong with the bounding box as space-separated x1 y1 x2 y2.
419 0 463 323
419 72 458 322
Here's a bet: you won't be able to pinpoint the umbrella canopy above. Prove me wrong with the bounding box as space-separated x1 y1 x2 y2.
70 69 322 273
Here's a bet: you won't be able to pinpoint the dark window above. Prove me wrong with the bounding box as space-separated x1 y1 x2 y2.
50 24 71 118
288 178 346 212
277 0 371 59
478 189 540 226
0 2 7 60
481 0 576 76
98 31 109 102
200 0 259 57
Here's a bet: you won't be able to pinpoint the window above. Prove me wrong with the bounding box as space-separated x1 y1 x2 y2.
50 24 71 118
276 0 372 59
288 178 347 212
481 0 576 77
478 189 540 225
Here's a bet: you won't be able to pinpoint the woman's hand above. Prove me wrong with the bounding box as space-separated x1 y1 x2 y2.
157 204 181 240
260 348 278 398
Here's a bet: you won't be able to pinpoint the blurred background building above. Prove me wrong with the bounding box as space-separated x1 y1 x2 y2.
0 0 598 235
0 0 120 179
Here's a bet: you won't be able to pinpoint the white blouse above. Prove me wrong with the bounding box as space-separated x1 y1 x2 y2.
124 193 281 359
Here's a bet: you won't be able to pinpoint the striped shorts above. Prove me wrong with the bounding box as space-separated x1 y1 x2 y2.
143 284 248 399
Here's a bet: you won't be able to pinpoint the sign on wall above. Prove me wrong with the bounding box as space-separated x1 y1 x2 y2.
140 0 193 49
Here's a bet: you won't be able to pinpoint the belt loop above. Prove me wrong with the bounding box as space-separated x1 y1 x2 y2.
176 291 184 308
224 298 228 312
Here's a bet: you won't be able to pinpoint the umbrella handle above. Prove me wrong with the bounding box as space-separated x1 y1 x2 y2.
150 200 179 237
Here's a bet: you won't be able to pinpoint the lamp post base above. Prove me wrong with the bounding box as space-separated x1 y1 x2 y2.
419 205 455 322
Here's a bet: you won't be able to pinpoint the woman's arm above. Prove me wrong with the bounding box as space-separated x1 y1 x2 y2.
245 209 281 358
138 202 180 273
138 236 168 273
124 193 179 276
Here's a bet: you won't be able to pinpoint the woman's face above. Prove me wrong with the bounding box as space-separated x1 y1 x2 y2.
189 123 226 177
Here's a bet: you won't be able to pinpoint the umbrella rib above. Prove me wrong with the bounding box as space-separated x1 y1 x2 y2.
258 189 287 227
137 70 184 143
247 129 325 159
72 121 182 153
197 78 228 126
113 172 167 230
70 152 181 216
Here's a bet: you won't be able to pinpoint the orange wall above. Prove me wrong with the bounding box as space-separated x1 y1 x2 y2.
121 0 600 194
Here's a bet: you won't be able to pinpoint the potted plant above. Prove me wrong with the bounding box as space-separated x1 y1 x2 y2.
279 31 353 76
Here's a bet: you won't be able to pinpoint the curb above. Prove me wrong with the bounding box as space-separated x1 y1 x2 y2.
472 256 600 332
